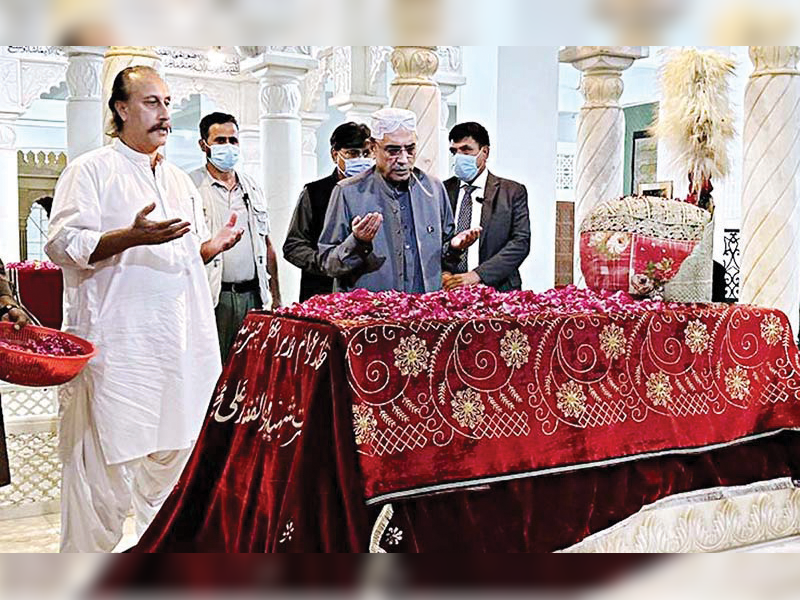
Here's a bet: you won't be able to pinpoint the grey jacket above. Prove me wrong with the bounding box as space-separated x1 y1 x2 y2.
444 171 531 291
318 167 462 293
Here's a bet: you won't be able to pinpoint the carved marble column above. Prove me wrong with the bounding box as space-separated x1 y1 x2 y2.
65 46 106 160
101 46 162 143
300 113 328 181
740 46 800 337
300 49 332 181
0 113 20 261
390 46 442 175
435 47 466 179
559 46 648 285
237 80 262 183
0 53 22 261
241 48 318 305
329 46 390 125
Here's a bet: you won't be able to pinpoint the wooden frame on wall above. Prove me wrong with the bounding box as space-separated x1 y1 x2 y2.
637 181 674 198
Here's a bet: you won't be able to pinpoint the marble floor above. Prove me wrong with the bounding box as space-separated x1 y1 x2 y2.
0 513 138 553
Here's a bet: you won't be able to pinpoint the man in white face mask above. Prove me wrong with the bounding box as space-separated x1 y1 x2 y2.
284 122 374 302
443 121 531 292
190 112 282 361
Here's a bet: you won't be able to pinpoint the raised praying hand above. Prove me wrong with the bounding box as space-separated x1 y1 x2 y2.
450 226 482 251
352 212 383 243
130 202 191 246
212 212 245 253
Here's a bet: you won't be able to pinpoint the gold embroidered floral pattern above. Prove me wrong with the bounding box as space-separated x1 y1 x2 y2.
500 329 531 369
393 334 430 377
451 389 486 429
725 366 751 400
760 314 783 346
556 381 587 418
599 324 626 361
646 372 672 407
352 404 377 445
685 320 710 354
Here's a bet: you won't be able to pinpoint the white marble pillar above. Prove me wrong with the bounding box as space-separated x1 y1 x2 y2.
299 51 332 181
241 49 318 305
390 46 442 175
0 53 22 261
0 112 20 262
435 47 466 180
101 46 162 143
237 81 262 183
300 112 328 181
559 46 648 285
740 46 800 337
65 46 106 160
329 46 389 125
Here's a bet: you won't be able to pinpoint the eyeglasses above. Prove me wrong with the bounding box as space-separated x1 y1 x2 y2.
338 148 373 159
377 144 417 159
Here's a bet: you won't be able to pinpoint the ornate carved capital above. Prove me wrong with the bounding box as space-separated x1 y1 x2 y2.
66 54 102 101
559 46 647 74
260 80 302 118
580 71 625 109
749 46 800 77
391 46 439 86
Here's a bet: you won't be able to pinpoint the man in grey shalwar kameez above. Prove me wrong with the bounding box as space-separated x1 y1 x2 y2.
318 108 481 293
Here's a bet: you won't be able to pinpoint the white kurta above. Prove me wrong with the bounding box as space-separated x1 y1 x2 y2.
46 139 222 465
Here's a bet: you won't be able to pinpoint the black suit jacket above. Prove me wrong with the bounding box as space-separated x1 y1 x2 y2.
444 171 531 291
283 171 339 302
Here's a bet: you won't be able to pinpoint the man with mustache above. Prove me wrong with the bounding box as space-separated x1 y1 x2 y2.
46 65 243 552
318 108 481 293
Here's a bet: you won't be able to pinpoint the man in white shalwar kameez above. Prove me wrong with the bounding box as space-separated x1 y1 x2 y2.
46 66 244 552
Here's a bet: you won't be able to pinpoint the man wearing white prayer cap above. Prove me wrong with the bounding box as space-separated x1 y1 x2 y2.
317 107 481 293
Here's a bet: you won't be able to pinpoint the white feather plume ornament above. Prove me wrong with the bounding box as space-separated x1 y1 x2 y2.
653 48 737 197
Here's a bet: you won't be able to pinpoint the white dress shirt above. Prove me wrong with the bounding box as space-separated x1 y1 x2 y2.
453 167 488 272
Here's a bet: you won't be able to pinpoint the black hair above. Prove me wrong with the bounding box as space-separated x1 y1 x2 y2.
448 122 491 148
330 122 372 151
36 196 53 219
199 112 239 141
107 65 160 137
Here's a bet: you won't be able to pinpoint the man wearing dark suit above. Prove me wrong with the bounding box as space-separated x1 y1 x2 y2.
443 122 531 292
284 122 373 302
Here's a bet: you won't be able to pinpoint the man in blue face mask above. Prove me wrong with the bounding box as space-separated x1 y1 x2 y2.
284 122 374 302
443 122 531 292
190 112 282 362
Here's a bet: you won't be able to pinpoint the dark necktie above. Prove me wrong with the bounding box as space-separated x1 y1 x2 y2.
456 184 477 272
